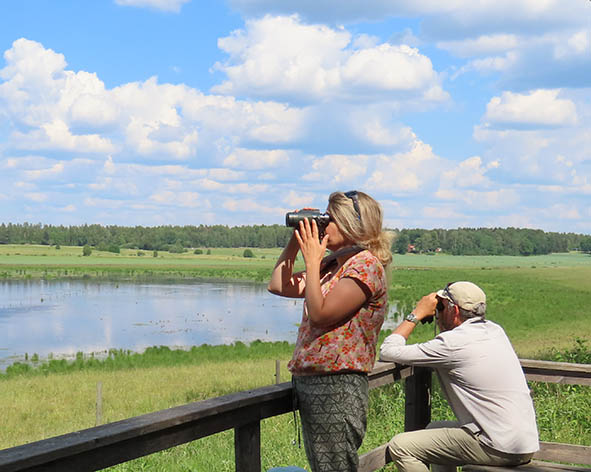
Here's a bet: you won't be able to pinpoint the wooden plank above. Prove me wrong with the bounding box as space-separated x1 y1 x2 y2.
464 461 591 471
358 444 390 472
368 362 412 389
357 441 591 472
404 367 431 432
521 359 591 386
520 359 591 375
524 373 591 386
535 442 591 466
235 422 261 472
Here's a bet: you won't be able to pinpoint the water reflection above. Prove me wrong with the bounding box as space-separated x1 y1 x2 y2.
0 280 304 369
0 280 408 370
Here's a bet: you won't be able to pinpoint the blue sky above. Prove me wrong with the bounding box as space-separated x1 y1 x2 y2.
1 0 590 233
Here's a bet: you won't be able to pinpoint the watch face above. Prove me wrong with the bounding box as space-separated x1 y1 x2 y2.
406 313 418 323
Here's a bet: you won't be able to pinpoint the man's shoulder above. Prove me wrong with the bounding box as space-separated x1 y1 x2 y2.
443 319 504 345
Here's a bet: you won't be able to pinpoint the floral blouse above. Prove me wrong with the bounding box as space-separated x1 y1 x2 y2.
288 249 387 375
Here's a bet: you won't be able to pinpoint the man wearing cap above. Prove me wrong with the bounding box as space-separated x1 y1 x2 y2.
379 281 538 472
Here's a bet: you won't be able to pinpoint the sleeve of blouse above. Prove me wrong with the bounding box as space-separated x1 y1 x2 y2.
340 252 382 296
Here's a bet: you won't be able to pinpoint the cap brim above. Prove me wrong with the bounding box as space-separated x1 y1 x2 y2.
436 289 451 301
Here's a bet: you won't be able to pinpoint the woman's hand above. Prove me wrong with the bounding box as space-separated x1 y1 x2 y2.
267 223 305 298
294 217 328 271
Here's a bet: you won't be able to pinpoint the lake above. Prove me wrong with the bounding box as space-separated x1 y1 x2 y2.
0 279 400 369
0 280 305 369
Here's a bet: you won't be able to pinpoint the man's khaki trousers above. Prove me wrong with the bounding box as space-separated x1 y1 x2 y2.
387 421 533 472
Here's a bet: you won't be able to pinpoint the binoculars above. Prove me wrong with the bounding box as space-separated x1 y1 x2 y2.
285 210 331 240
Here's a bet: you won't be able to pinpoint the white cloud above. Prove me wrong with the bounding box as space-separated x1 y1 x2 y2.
472 91 591 198
466 189 520 210
542 204 581 220
360 120 414 147
84 197 125 209
437 34 519 58
553 30 589 59
14 181 37 190
439 156 492 189
190 179 269 194
213 15 445 104
483 90 577 129
365 140 442 193
303 154 368 184
228 1 588 34
222 183 270 194
283 190 317 209
193 179 224 192
223 198 284 214
454 30 590 90
104 156 116 174
13 119 116 153
23 162 65 180
423 206 465 220
223 148 290 170
0 39 308 163
114 0 189 13
208 168 245 181
149 191 211 208
25 192 48 202
464 52 518 74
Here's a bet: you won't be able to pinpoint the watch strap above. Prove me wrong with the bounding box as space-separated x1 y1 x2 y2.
405 313 419 324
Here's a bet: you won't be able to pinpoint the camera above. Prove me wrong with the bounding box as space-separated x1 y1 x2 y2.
285 209 331 240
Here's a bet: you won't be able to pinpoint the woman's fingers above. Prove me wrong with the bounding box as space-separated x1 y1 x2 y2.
310 218 318 238
320 233 329 252
299 217 313 239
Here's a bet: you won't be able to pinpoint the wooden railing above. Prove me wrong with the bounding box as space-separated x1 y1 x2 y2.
0 359 589 472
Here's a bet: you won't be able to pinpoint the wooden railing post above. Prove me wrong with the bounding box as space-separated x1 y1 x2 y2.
404 367 431 432
235 421 261 472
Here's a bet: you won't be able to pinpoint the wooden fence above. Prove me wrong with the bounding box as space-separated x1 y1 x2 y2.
0 359 589 472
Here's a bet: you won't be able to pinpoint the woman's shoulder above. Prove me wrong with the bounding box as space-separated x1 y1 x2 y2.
344 249 385 277
350 249 381 266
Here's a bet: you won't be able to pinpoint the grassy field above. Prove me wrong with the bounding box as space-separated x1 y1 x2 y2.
1 244 589 267
0 245 590 469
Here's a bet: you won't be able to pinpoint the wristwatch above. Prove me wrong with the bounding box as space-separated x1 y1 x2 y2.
405 313 419 324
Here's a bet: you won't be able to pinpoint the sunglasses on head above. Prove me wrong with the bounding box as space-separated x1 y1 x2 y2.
436 281 460 314
344 190 362 222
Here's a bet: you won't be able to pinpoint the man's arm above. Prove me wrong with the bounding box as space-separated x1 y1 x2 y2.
380 292 445 364
393 292 438 340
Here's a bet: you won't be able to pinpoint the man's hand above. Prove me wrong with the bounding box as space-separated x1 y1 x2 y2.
413 292 438 322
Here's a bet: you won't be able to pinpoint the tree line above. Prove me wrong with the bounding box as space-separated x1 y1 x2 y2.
0 223 293 251
0 222 590 256
393 227 591 256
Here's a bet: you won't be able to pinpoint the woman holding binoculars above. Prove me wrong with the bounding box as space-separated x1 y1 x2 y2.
268 190 392 472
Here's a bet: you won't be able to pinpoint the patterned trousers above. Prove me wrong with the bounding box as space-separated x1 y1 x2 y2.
293 372 369 472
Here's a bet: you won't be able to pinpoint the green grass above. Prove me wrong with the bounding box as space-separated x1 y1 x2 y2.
393 252 591 268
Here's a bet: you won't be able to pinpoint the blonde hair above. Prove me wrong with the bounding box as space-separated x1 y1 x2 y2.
328 191 393 267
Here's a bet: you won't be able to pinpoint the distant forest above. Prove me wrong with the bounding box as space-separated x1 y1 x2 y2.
1 223 590 256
